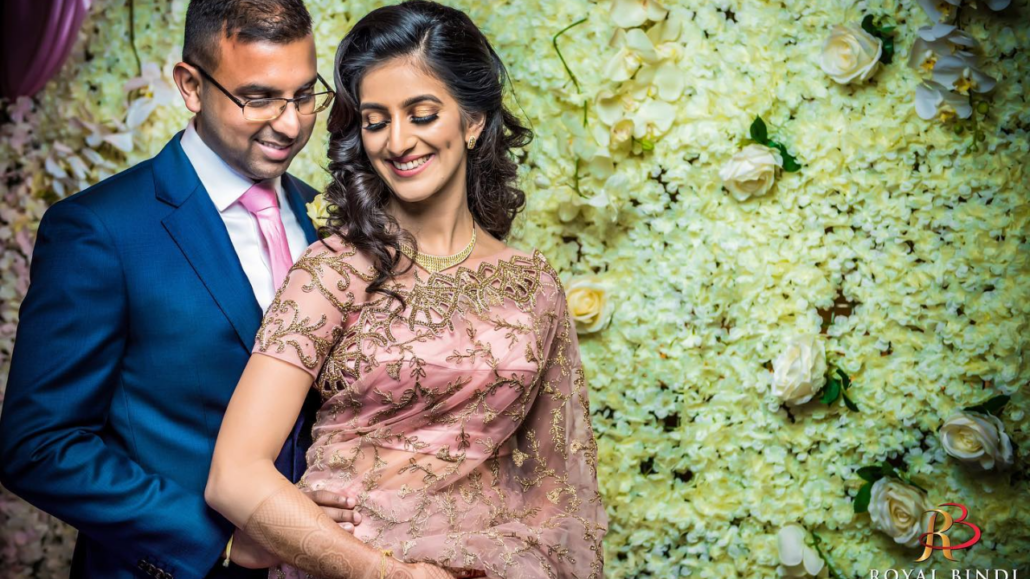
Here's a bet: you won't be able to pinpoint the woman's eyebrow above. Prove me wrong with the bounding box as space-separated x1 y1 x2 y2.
359 94 443 111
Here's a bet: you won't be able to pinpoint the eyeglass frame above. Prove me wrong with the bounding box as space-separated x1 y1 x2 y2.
184 61 335 121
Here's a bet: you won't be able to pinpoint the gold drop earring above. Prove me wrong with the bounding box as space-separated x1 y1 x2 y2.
467 135 477 150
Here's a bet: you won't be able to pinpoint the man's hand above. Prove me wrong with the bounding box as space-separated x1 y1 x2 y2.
229 528 278 569
303 488 362 533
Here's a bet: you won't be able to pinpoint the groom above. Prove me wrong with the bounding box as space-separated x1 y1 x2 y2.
0 1 359 577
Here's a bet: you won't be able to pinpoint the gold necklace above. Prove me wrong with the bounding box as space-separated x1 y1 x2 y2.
399 220 477 274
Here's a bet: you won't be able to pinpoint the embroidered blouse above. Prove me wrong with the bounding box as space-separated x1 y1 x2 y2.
252 234 607 579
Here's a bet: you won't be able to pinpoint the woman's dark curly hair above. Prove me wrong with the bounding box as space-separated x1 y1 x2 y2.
319 0 533 304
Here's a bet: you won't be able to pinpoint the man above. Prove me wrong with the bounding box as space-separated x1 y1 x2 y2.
0 1 359 577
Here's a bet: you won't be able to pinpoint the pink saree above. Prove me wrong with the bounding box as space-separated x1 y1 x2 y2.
252 234 607 579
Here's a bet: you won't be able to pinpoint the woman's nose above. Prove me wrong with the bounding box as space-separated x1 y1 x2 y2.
386 117 416 157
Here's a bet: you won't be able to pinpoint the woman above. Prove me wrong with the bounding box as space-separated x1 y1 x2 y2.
204 2 607 578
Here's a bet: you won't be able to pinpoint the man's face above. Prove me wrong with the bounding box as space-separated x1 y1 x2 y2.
188 34 318 181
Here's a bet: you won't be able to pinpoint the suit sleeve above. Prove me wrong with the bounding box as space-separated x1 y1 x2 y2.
0 199 231 579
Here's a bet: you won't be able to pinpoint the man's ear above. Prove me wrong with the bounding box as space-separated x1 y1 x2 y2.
172 62 203 114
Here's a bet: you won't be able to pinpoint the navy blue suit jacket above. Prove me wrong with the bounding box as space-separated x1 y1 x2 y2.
0 133 323 579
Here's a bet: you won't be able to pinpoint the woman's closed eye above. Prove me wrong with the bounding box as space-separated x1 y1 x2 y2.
362 112 439 131
412 112 438 124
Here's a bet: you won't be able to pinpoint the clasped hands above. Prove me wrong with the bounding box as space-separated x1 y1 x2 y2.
229 489 486 578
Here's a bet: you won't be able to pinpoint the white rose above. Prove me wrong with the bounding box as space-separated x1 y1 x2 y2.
819 23 883 85
771 334 827 406
777 524 829 578
719 144 783 201
566 276 614 334
868 478 934 549
940 410 1014 471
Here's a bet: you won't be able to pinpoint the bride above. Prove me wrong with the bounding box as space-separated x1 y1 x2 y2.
204 1 607 578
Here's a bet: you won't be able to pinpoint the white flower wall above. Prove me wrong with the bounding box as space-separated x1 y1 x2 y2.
1 0 1029 576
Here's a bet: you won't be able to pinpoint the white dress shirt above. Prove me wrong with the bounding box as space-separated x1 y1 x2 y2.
179 119 309 312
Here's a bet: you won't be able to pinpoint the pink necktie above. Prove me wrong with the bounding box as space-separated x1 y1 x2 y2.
238 180 293 291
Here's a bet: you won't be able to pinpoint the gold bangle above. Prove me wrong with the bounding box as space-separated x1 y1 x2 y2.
378 549 393 579
222 532 234 568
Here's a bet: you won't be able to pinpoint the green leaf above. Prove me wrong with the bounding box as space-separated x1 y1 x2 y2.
821 379 841 404
781 149 802 172
965 394 1010 416
984 394 1010 415
855 482 872 513
843 392 860 412
856 466 882 482
861 15 877 37
750 116 768 144
836 368 851 390
881 463 899 480
881 37 895 65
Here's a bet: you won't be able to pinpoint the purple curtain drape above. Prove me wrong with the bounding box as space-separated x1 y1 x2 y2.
1 0 92 99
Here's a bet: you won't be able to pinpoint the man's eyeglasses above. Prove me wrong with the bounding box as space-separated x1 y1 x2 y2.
186 62 335 122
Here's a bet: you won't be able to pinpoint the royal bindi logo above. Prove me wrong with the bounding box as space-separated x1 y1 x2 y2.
915 502 983 562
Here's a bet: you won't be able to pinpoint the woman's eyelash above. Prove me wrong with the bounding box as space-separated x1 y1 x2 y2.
363 113 439 131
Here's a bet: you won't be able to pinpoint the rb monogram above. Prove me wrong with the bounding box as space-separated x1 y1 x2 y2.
915 503 982 562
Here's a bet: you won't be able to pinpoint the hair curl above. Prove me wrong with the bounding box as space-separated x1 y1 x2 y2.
319 0 533 305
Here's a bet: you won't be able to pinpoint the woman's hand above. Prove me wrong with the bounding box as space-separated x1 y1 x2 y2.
392 561 458 579
408 561 488 578
405 560 459 576
448 569 487 578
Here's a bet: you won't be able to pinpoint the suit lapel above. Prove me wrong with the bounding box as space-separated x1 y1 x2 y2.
154 134 263 351
283 174 319 245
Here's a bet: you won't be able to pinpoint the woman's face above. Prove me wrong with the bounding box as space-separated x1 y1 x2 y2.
358 58 483 205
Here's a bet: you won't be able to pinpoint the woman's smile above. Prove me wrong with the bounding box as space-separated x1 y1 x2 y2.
387 153 435 177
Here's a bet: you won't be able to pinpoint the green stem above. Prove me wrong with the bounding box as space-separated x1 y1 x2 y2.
573 157 582 196
968 94 978 152
810 532 847 579
552 17 589 127
552 17 586 92
128 0 143 76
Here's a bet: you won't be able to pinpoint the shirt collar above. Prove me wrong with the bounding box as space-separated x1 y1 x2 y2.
179 118 283 212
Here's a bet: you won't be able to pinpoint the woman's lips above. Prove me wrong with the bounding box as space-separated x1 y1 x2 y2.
388 153 434 177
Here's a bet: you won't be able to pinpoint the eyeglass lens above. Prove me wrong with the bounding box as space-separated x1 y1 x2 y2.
243 93 334 121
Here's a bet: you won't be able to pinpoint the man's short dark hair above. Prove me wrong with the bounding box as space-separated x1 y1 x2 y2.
183 0 313 71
